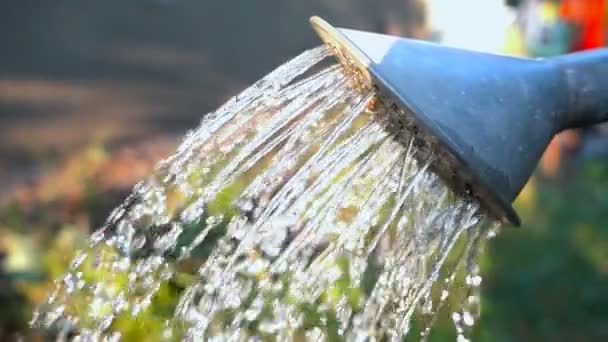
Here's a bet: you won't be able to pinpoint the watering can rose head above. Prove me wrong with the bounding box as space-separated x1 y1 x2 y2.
311 16 608 226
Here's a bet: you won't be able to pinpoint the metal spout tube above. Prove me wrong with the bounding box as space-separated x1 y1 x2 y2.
553 49 608 131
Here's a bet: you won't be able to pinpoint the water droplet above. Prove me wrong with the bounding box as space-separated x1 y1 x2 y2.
465 274 482 287
462 311 475 327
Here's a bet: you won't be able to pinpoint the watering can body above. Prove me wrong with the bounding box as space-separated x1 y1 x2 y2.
311 17 608 225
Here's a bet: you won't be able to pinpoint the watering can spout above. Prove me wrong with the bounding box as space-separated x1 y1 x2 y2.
310 16 608 225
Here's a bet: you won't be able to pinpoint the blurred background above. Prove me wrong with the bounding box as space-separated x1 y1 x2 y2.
1 0 607 340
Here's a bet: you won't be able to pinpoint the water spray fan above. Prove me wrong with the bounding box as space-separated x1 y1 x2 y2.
310 16 608 226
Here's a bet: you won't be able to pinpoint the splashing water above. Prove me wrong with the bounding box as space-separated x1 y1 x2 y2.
32 46 500 341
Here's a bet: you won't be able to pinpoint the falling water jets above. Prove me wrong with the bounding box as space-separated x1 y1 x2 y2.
32 45 498 341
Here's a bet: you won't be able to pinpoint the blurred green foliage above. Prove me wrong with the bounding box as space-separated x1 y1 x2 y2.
473 162 608 341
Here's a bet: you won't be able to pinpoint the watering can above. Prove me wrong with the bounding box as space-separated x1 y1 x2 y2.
310 16 608 225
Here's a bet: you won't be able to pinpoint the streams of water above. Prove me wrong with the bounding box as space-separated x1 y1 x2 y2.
32 46 500 341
